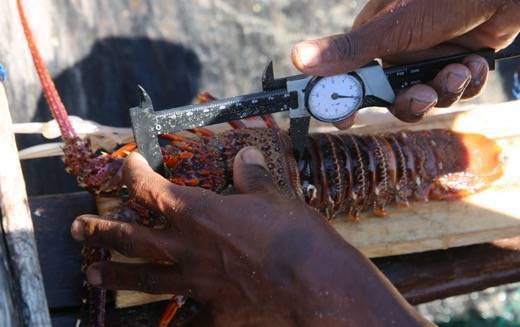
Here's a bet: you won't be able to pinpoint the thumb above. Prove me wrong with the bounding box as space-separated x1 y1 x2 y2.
233 147 280 196
291 22 392 76
291 0 495 76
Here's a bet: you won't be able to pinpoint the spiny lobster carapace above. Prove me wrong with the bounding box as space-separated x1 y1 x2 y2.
17 0 503 326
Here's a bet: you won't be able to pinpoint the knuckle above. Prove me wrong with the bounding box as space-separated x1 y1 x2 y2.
161 186 200 217
464 54 488 65
128 177 148 198
246 167 275 192
442 63 471 80
87 219 110 239
476 29 516 50
115 224 137 256
331 34 356 62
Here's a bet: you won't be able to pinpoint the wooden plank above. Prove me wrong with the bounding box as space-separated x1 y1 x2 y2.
0 79 51 325
374 237 520 305
331 101 520 258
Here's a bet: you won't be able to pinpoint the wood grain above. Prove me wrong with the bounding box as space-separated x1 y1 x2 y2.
0 230 21 326
0 82 51 325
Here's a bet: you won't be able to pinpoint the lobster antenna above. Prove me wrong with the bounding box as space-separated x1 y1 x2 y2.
16 0 77 140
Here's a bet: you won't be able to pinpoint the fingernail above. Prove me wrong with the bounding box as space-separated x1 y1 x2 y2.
410 97 437 116
87 265 102 287
446 72 470 94
411 90 437 115
467 61 485 86
71 219 86 241
294 42 321 68
240 147 266 167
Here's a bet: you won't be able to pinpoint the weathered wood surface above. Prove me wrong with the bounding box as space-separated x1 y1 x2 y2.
0 82 50 325
332 101 520 258
0 231 21 327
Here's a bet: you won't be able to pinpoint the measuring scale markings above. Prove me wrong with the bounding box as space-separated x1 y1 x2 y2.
307 74 364 122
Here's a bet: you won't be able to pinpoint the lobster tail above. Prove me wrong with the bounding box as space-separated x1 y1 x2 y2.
431 131 503 199
299 130 503 219
160 128 502 220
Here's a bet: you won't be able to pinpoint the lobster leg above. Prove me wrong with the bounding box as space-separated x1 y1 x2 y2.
260 114 279 129
157 298 181 327
191 128 214 137
111 142 137 158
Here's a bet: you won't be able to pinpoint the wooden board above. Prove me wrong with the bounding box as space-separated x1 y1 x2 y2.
0 81 50 325
332 100 520 258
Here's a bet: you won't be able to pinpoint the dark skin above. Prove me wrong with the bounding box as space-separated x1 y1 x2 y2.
292 0 520 128
71 0 519 325
72 149 431 326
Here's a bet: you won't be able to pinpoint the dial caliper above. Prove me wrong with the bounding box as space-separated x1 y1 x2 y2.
130 46 520 172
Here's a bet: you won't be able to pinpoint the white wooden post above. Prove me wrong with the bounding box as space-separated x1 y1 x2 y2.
0 79 51 325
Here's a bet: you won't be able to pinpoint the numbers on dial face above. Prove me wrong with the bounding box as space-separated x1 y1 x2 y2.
307 74 363 122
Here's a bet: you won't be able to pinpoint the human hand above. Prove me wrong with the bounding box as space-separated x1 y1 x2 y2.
71 149 429 326
292 0 520 128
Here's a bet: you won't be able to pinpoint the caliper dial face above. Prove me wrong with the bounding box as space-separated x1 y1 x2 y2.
306 74 364 123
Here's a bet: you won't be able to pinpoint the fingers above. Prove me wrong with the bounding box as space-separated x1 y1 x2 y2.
461 55 489 99
291 0 498 76
389 54 489 121
86 261 192 295
291 32 370 76
123 152 204 220
71 214 181 262
353 0 393 28
232 147 280 197
390 84 438 123
430 63 472 107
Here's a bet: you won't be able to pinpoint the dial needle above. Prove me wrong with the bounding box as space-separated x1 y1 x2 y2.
331 93 360 100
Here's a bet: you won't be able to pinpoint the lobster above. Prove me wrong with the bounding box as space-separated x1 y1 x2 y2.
16 0 503 325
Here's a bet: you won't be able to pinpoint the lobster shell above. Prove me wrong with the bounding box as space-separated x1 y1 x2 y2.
160 128 502 220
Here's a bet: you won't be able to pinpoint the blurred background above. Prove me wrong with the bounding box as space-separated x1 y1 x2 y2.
1 1 519 325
